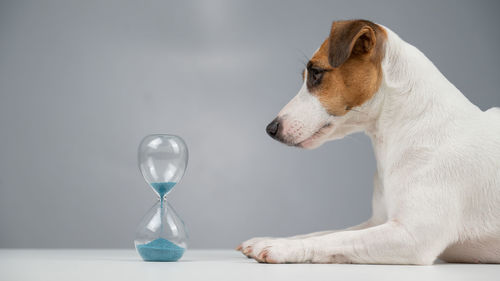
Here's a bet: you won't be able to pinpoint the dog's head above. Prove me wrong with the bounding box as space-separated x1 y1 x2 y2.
266 19 387 149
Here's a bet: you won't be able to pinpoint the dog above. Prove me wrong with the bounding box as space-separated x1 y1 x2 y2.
236 19 500 264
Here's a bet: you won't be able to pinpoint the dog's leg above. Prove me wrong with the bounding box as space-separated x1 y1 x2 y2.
251 219 448 265
238 173 387 257
250 177 454 265
237 220 374 256
249 175 460 264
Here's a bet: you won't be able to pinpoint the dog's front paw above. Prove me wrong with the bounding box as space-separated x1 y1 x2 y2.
251 239 308 263
237 237 275 258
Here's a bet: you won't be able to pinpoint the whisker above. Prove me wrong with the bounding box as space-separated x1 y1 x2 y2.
349 108 368 115
297 59 307 67
297 49 310 61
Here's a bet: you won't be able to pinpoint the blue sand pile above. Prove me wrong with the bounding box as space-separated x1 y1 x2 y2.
151 182 176 198
137 238 185 262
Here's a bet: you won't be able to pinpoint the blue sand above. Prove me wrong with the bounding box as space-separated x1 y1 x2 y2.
137 238 185 262
151 182 176 198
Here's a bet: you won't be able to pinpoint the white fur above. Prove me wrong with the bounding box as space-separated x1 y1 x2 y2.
277 79 333 147
240 26 500 264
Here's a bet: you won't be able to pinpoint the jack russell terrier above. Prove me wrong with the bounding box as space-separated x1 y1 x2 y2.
236 19 500 264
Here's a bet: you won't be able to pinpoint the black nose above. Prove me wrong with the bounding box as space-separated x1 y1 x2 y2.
266 118 281 138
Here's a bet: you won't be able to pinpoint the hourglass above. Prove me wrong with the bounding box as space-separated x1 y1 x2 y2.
134 134 188 262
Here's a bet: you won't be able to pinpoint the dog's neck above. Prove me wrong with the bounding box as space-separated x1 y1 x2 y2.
357 27 481 176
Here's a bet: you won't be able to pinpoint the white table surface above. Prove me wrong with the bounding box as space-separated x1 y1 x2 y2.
1 249 499 281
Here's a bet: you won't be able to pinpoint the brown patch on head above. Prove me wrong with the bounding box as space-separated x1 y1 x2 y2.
306 19 387 116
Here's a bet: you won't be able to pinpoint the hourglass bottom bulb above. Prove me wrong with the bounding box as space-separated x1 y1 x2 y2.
136 238 185 262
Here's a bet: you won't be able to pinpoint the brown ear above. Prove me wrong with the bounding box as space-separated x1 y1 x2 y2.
328 20 379 68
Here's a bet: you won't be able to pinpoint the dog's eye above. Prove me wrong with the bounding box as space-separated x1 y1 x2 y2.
308 67 324 86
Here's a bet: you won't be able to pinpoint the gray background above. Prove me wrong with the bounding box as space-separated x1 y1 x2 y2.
1 0 499 249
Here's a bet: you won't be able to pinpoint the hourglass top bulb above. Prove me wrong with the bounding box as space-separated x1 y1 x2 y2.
138 134 188 198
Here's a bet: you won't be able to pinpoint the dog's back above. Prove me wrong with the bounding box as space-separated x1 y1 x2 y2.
486 107 500 117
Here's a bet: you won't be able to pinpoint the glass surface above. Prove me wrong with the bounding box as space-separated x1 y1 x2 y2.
135 134 189 262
